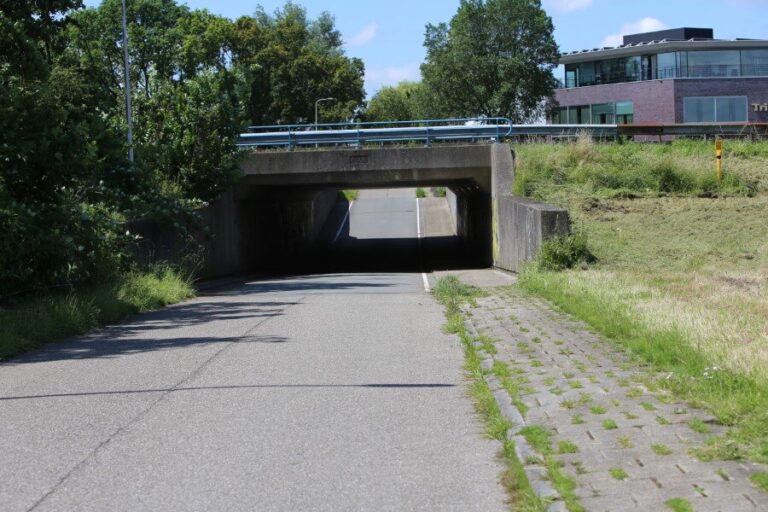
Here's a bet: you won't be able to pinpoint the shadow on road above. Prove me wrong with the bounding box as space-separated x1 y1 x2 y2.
0 383 456 402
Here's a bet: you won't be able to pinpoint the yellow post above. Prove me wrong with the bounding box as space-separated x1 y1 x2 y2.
715 138 723 181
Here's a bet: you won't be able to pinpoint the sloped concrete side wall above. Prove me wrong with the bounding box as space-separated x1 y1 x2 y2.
490 144 571 273
495 197 570 272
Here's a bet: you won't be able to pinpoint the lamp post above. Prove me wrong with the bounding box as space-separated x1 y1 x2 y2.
314 97 336 130
121 0 134 164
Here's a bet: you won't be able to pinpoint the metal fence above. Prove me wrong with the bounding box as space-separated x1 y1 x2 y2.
238 120 768 150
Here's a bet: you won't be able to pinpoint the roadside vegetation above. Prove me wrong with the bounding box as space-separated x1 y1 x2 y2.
1 2 366 356
515 136 768 464
0 266 194 361
433 277 549 511
339 190 359 202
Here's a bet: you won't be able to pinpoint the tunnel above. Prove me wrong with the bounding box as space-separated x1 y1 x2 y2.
193 144 568 278
228 183 491 274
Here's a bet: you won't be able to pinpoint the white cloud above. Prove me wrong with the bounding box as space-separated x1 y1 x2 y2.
545 0 594 13
345 23 378 47
365 64 421 91
600 17 668 47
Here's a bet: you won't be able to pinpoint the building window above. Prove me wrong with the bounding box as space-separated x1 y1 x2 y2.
592 103 615 124
551 102 633 125
615 102 634 124
741 49 768 76
683 96 747 123
687 50 741 78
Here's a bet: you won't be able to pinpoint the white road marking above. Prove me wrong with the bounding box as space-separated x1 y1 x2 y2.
333 201 354 242
416 198 431 293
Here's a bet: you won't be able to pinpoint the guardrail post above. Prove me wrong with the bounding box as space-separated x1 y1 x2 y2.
356 128 362 149
425 127 431 147
287 130 294 151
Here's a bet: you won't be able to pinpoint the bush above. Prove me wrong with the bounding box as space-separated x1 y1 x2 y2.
533 232 595 271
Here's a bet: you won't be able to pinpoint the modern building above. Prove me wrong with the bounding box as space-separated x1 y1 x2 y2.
552 27 768 125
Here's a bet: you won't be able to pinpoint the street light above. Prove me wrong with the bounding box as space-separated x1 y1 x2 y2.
314 97 336 130
121 0 134 164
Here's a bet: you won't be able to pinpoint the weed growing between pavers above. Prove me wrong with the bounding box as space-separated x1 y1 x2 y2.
651 444 673 456
665 497 693 512
519 270 768 463
519 426 585 512
432 276 548 511
608 468 628 481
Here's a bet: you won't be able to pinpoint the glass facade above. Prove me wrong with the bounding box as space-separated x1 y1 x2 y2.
562 48 768 88
683 96 748 122
552 102 634 125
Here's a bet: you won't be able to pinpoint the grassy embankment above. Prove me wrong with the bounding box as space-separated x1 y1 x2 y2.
514 137 768 466
0 266 195 360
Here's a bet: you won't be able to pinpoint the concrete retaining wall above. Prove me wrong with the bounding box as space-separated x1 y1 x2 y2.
129 186 337 279
495 196 570 272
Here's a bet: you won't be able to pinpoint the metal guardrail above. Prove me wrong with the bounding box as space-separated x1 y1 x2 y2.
238 120 768 150
238 118 512 149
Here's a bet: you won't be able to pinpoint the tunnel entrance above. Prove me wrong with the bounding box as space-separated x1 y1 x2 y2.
308 187 490 273
238 185 492 275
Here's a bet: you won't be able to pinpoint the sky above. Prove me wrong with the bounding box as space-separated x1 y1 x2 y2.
83 0 768 97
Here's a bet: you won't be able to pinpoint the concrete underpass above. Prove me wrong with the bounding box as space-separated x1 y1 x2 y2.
193 144 568 278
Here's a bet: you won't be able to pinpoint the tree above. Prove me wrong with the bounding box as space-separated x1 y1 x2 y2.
364 81 439 122
231 3 365 125
421 0 559 123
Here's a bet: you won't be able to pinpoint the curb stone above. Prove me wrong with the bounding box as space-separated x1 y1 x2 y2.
467 317 568 508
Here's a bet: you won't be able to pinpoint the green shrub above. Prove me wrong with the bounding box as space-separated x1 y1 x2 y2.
534 232 595 271
415 188 427 198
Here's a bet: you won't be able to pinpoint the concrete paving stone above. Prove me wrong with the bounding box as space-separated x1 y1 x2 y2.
466 289 768 512
524 465 560 500
579 493 642 510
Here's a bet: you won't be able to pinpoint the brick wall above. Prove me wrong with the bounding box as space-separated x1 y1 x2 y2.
555 77 768 124
554 80 677 124
673 78 768 122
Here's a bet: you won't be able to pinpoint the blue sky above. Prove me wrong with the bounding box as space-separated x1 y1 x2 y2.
84 0 768 96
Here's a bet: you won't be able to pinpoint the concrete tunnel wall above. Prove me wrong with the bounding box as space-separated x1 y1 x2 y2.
131 144 571 277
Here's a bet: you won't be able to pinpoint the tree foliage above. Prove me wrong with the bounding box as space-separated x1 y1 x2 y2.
364 81 439 122
421 0 559 122
230 3 365 125
1 0 364 299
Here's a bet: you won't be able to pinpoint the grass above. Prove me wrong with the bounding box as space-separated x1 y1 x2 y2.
750 471 768 493
432 276 547 511
665 497 693 512
0 266 195 360
688 418 711 434
339 189 358 201
415 187 427 198
515 137 768 464
608 467 628 481
651 443 673 456
602 419 618 430
518 426 585 512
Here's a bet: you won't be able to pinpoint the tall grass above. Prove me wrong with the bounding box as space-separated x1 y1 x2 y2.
0 266 195 360
513 136 758 200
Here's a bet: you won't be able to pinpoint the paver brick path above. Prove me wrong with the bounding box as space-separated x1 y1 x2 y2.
467 288 766 512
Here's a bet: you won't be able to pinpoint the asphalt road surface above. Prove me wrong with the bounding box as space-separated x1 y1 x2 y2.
0 189 506 512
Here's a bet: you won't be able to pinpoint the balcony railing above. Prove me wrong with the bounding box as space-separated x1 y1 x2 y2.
558 64 768 89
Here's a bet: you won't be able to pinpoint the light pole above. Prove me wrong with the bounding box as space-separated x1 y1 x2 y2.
314 97 336 130
121 0 134 164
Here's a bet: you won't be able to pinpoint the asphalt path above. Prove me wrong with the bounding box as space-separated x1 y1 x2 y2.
0 189 506 511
